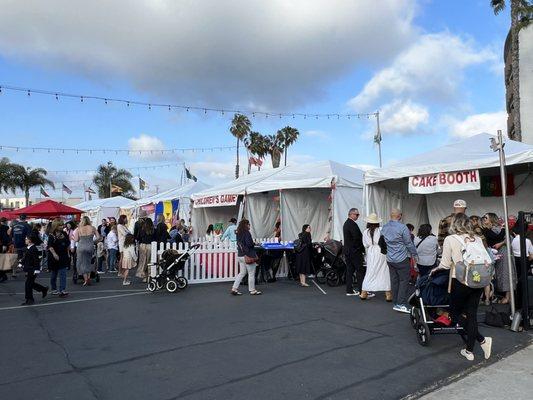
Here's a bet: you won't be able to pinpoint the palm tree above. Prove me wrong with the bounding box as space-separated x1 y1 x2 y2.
264 132 285 168
244 132 269 172
277 126 300 166
230 113 252 179
12 164 55 206
491 0 533 141
92 162 135 198
0 158 18 196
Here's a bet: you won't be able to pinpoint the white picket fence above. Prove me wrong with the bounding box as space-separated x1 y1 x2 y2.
149 237 290 284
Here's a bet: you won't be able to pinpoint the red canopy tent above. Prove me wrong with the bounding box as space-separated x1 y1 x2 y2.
0 210 16 220
10 200 83 219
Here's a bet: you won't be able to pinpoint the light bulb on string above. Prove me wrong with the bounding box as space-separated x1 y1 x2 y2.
80 96 84 103
55 94 59 101
27 90 31 97
105 99 108 105
148 104 151 110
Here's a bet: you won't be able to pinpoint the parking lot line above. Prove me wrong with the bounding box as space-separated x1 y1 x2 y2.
0 291 148 312
0 289 146 295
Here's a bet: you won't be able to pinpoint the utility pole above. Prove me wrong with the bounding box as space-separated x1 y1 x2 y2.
375 111 382 168
155 185 160 194
490 130 515 317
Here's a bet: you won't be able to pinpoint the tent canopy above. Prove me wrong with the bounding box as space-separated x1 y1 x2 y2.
11 200 82 218
365 133 533 184
192 160 363 199
126 181 211 209
75 196 135 211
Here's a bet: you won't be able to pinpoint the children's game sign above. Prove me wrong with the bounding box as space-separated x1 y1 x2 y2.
193 194 238 208
408 170 480 194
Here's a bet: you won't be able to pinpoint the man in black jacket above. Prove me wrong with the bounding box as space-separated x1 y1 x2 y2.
21 231 48 305
343 208 364 296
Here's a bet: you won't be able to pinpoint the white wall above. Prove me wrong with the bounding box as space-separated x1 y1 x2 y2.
520 25 533 145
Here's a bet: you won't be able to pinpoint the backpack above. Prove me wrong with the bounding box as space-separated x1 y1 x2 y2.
11 222 29 248
451 235 494 289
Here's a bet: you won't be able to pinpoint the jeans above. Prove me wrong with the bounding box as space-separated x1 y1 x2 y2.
345 252 364 293
97 256 105 272
450 278 485 352
50 268 67 292
107 249 118 271
232 257 256 292
387 258 411 305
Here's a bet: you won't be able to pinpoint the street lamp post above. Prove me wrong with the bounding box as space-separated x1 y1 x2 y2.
490 129 516 317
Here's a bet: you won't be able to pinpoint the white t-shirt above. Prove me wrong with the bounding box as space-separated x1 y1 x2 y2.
511 235 533 257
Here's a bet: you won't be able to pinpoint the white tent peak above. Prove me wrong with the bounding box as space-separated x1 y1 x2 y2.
192 160 364 198
75 196 135 211
365 132 533 184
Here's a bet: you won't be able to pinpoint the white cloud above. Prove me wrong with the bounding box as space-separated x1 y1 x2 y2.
0 0 417 110
128 134 174 161
380 100 429 135
348 32 498 111
448 111 507 138
304 130 330 140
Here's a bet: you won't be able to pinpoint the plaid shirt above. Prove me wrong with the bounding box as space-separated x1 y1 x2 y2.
437 214 453 248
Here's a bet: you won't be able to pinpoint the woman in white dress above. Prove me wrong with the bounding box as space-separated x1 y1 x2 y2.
361 213 392 301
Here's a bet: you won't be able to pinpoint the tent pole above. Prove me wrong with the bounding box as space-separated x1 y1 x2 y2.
376 111 382 168
494 129 516 317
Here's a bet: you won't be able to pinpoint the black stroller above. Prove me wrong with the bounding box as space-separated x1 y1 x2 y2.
314 240 352 287
409 270 464 346
147 244 201 293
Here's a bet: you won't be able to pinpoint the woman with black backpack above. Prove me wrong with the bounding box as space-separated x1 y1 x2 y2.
294 224 313 287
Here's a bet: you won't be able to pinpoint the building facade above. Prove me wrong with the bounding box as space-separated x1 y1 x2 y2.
505 25 533 144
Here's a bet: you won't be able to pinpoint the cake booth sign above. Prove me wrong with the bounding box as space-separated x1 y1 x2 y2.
408 170 480 194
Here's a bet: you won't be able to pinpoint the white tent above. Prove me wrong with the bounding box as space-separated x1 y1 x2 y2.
191 160 365 241
365 133 533 230
75 196 136 224
122 181 211 225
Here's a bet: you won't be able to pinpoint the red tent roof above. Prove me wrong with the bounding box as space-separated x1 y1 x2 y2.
0 210 16 220
11 200 83 218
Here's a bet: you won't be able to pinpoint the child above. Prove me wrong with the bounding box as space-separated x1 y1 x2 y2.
121 234 137 286
21 231 48 306
105 225 119 273
96 240 105 274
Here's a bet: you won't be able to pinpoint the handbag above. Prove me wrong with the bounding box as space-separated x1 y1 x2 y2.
244 255 258 264
484 305 511 327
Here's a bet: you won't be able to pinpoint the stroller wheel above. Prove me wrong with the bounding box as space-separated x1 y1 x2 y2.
147 281 157 292
410 308 421 329
166 280 178 293
156 279 165 290
176 276 188 289
315 267 328 284
326 270 340 287
416 322 430 346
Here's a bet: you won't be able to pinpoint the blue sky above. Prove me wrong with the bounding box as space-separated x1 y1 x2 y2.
0 0 512 199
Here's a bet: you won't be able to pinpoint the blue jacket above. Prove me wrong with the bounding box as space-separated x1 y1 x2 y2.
381 220 418 263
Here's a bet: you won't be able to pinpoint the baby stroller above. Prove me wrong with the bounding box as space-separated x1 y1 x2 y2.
314 240 350 287
408 270 464 346
147 244 201 293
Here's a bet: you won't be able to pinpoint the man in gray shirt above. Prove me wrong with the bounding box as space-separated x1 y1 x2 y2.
381 209 418 313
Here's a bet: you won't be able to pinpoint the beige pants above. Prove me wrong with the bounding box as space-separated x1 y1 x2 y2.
136 243 152 278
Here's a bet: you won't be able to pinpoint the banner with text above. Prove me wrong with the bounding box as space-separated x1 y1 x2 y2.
193 194 239 208
409 170 480 194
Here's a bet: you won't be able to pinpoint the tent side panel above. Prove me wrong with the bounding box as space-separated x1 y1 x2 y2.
245 192 279 239
191 206 239 240
332 186 363 240
280 188 330 242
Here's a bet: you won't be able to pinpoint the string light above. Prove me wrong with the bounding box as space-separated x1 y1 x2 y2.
0 84 377 120
48 162 184 175
0 143 236 154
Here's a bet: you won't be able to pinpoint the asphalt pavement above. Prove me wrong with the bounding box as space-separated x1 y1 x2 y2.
0 272 530 400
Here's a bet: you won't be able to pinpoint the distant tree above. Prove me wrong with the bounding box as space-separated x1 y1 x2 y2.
12 164 55 206
92 162 134 199
229 113 252 179
277 126 300 166
0 158 18 196
490 0 533 140
265 132 285 168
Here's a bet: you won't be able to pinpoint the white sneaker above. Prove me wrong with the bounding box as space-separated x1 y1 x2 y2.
346 291 360 296
122 281 131 286
460 349 474 361
480 337 492 359
366 292 376 299
397 305 411 314
393 304 402 311
51 290 60 295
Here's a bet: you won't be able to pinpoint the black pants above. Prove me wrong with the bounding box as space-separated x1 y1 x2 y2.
450 279 485 352
345 252 364 293
25 271 46 301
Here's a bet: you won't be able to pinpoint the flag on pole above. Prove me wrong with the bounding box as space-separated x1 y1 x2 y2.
249 157 263 167
85 187 96 194
40 187 50 197
62 184 72 195
139 177 148 191
111 184 124 193
185 167 198 182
